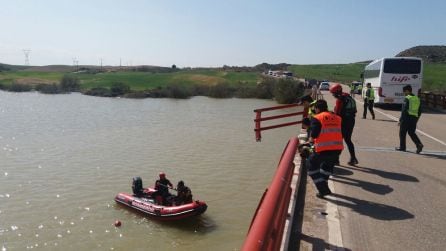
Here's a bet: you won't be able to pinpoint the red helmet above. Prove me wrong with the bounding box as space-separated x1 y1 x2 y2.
159 172 166 178
329 83 342 94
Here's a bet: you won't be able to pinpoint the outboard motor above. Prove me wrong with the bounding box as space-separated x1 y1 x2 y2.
132 177 143 197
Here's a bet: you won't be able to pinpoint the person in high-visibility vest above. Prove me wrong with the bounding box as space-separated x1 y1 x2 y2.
362 82 375 119
306 99 344 197
396 85 423 153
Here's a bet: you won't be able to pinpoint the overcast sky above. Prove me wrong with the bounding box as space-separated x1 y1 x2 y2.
1 0 445 67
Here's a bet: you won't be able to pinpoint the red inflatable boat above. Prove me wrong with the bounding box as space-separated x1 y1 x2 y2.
115 177 207 221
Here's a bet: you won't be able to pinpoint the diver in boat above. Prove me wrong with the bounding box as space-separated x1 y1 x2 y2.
153 172 173 205
176 180 193 205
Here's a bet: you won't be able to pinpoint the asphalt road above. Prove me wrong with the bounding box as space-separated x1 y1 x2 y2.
300 89 446 251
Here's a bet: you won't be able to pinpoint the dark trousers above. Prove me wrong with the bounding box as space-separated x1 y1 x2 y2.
363 100 375 118
342 118 356 160
306 151 341 193
399 116 422 150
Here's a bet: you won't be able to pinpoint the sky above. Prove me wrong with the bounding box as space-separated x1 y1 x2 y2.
0 0 445 67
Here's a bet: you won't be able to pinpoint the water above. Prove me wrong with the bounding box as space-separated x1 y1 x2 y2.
0 91 299 250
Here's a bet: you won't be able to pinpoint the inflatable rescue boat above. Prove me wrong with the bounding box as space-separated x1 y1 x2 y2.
115 177 207 221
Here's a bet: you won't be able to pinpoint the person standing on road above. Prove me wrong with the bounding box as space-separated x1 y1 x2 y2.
330 84 359 165
396 84 423 153
306 99 344 197
363 83 375 119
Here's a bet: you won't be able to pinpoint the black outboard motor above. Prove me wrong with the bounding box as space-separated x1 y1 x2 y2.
132 177 143 197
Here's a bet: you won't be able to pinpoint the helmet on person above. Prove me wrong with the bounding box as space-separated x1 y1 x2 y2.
177 180 184 188
159 172 166 179
329 83 342 94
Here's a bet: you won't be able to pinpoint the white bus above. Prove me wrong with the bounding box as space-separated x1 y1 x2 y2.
361 57 423 104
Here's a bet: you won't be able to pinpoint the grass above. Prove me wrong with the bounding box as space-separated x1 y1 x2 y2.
422 63 446 92
1 63 445 93
0 70 261 91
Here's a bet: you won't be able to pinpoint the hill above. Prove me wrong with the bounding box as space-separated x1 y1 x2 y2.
396 45 446 63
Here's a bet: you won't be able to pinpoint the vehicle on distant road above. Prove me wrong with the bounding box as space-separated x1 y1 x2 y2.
351 81 363 94
319 82 330 91
361 57 423 104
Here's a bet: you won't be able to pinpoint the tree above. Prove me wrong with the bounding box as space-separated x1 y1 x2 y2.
171 64 177 69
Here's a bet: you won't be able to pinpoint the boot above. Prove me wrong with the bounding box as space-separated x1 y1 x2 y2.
348 158 359 166
316 182 332 198
416 144 423 154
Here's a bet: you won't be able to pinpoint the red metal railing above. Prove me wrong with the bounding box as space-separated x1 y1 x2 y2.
241 137 299 251
254 104 307 141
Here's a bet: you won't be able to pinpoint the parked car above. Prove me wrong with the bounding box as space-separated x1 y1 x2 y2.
351 81 363 94
319 82 330 91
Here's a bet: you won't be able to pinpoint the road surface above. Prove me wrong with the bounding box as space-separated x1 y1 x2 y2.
299 89 446 251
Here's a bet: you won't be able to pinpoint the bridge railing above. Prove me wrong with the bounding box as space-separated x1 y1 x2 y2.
241 137 300 251
420 92 446 109
254 103 307 141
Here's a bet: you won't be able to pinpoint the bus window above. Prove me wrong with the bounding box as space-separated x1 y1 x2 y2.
383 59 421 74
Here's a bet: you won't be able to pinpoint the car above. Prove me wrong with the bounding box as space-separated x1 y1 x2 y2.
351 82 363 94
319 82 330 91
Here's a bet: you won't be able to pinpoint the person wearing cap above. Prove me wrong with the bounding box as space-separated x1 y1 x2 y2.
396 84 423 153
154 172 173 205
306 99 344 197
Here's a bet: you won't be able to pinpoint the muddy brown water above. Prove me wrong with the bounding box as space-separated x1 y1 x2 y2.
0 91 300 251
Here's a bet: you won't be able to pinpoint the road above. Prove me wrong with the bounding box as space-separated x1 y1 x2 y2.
299 89 446 251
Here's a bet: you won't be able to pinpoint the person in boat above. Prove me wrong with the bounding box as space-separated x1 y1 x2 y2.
153 172 173 205
176 180 193 205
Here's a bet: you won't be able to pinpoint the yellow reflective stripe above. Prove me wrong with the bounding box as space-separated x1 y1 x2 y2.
315 141 343 147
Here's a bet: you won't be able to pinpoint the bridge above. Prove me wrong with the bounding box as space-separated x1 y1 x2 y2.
243 86 446 250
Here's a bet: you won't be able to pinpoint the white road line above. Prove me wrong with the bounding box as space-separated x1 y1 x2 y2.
327 180 344 251
354 98 446 147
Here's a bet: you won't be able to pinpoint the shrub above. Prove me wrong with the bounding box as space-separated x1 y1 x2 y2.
8 82 32 92
37 84 61 94
208 82 235 98
273 79 304 104
110 82 130 97
83 87 111 97
164 84 192 99
60 75 80 92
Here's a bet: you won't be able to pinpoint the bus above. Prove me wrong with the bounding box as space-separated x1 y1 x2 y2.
361 57 423 104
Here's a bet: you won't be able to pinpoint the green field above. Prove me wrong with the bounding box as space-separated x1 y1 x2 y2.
289 63 446 92
0 70 260 91
1 63 445 92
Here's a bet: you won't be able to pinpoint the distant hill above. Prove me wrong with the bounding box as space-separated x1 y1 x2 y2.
396 45 446 63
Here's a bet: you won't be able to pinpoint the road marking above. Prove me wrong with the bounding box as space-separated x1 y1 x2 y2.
355 146 446 156
354 98 446 147
326 180 344 251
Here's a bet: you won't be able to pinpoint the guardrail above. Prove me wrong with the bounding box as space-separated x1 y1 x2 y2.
254 104 306 141
420 92 446 109
241 137 300 251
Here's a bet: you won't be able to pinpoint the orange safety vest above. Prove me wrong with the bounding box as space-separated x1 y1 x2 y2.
313 112 344 153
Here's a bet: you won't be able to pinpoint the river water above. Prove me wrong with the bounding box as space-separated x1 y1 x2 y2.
0 91 299 251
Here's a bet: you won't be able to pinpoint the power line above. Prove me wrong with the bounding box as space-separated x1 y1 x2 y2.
23 49 31 66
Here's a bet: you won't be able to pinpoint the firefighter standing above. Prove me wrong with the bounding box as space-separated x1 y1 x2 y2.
306 99 344 197
363 83 375 120
396 84 423 153
330 84 359 165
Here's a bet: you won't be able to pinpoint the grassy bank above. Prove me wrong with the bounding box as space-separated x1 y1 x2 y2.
1 62 445 94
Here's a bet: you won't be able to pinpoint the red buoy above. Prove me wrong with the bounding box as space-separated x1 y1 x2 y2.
114 220 121 227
